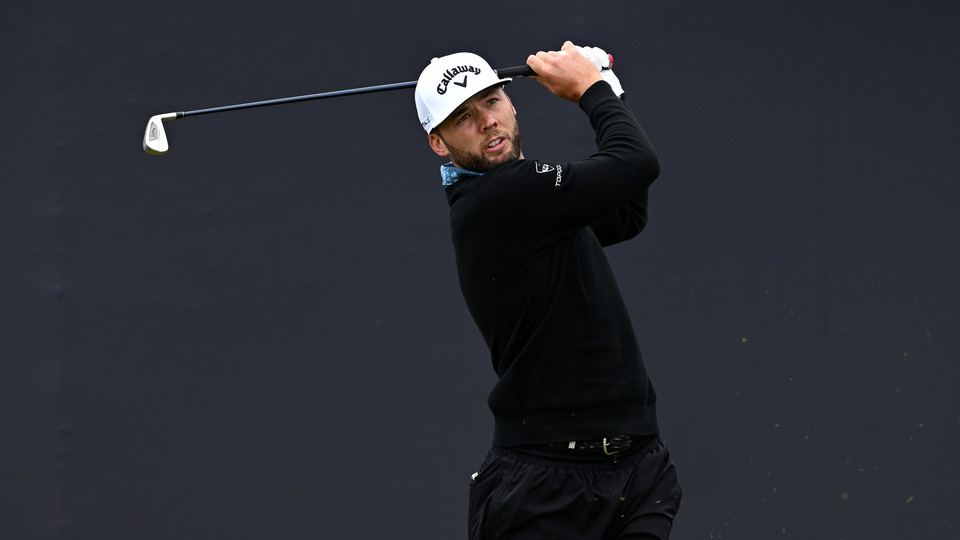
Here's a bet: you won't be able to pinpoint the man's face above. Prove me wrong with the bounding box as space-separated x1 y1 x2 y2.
428 86 523 172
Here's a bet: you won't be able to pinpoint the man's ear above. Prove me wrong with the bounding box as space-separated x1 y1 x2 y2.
428 133 450 157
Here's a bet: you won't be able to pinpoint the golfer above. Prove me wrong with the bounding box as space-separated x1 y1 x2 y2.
415 41 681 539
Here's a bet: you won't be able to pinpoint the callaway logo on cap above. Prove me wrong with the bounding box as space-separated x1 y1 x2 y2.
436 65 482 94
415 52 513 133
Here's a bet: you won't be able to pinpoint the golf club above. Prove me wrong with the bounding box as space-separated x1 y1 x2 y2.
143 64 543 155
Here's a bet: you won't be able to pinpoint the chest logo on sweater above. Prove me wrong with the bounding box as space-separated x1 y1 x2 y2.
535 162 563 187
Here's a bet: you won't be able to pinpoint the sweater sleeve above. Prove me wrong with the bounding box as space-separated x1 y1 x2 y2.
582 84 656 246
589 188 648 247
476 81 659 241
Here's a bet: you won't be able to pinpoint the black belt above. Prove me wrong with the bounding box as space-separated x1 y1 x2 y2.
545 434 637 455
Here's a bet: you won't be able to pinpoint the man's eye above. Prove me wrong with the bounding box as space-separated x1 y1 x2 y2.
487 98 499 106
457 113 470 124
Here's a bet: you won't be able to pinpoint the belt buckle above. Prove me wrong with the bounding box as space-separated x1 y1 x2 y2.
602 437 619 456
602 435 633 455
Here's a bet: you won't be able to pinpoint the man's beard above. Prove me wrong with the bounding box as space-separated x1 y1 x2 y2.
442 123 523 173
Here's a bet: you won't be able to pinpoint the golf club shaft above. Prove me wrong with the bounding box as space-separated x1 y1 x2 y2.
177 64 536 118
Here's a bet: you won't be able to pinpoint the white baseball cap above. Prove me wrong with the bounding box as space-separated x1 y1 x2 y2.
415 52 513 133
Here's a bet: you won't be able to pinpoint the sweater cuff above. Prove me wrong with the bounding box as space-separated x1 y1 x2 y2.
578 80 616 112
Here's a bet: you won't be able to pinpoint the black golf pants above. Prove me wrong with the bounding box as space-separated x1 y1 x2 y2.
468 436 681 539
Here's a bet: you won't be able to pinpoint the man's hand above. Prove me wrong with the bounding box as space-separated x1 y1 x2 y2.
526 41 604 102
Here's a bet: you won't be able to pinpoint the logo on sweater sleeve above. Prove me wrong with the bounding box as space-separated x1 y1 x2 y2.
535 162 564 187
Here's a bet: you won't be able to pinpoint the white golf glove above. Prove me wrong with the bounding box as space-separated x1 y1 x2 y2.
576 45 625 98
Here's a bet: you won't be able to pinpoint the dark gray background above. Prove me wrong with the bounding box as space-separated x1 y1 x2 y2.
3 1 957 538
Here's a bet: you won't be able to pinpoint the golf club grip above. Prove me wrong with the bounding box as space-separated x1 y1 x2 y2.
496 65 537 78
495 54 614 79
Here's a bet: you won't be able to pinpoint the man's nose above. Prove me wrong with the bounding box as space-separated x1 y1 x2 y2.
479 112 498 130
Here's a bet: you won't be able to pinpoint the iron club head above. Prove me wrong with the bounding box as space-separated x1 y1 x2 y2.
143 113 178 155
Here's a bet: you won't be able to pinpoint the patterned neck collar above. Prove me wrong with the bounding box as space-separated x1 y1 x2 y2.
440 162 483 186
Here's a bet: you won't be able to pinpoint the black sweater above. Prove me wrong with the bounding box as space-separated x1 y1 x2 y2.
445 81 661 447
